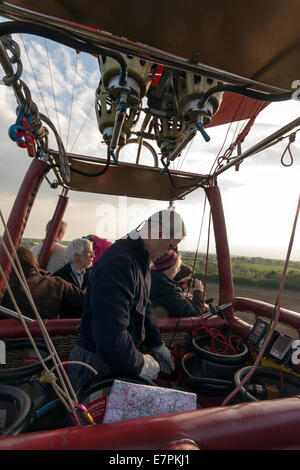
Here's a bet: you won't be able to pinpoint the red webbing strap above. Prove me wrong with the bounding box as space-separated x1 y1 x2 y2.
231 100 268 147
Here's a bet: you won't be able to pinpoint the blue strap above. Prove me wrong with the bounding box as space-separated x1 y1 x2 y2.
8 107 32 144
109 149 119 166
196 122 210 142
161 160 170 174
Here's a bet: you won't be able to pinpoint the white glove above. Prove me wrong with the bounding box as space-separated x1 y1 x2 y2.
152 343 175 375
139 354 160 381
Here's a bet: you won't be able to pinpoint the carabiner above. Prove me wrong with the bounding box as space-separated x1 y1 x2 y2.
8 107 35 156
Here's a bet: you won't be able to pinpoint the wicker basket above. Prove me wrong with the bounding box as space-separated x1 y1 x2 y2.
1 332 191 370
0 335 79 370
161 331 191 357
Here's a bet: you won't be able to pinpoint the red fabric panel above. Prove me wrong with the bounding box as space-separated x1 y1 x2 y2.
207 92 269 129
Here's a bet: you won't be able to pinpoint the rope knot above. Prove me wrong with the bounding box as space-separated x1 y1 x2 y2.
42 370 57 383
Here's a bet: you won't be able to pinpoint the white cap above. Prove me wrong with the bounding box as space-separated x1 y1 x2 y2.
145 209 186 239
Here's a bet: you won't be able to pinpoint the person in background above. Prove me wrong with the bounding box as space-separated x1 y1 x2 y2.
150 250 205 318
83 235 112 265
68 209 186 392
1 247 84 319
173 262 192 282
52 238 94 290
31 220 67 274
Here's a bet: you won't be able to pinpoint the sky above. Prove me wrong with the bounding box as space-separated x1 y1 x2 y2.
0 30 299 261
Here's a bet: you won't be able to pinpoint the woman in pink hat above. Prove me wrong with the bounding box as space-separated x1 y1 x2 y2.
83 235 112 265
150 250 205 318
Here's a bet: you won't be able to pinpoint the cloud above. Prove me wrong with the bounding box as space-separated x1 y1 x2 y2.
14 34 101 153
0 31 299 260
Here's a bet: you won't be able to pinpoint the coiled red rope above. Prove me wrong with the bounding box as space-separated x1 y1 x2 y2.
192 325 243 355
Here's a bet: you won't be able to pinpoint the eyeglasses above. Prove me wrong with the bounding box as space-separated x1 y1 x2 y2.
169 239 177 250
82 250 94 255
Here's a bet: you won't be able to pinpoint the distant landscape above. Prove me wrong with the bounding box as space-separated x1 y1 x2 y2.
22 239 300 293
20 240 300 324
21 238 69 247
180 251 300 292
179 251 300 331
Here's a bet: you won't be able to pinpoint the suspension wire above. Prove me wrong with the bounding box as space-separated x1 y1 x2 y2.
208 121 235 177
167 193 208 348
69 100 94 153
66 52 78 152
229 96 249 144
191 196 208 277
44 39 62 139
176 137 194 172
208 95 250 176
18 34 50 119
216 100 270 177
183 99 255 328
218 99 268 169
201 198 213 319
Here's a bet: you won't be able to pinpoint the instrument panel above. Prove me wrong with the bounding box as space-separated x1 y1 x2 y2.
248 317 295 364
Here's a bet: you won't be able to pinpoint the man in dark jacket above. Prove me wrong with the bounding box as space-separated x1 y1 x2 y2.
68 209 186 391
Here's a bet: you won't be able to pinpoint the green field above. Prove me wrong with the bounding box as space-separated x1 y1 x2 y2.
180 251 300 292
232 261 292 272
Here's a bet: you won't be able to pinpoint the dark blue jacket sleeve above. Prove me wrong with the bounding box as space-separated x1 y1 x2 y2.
151 272 203 318
144 302 163 348
88 254 144 376
164 285 203 317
